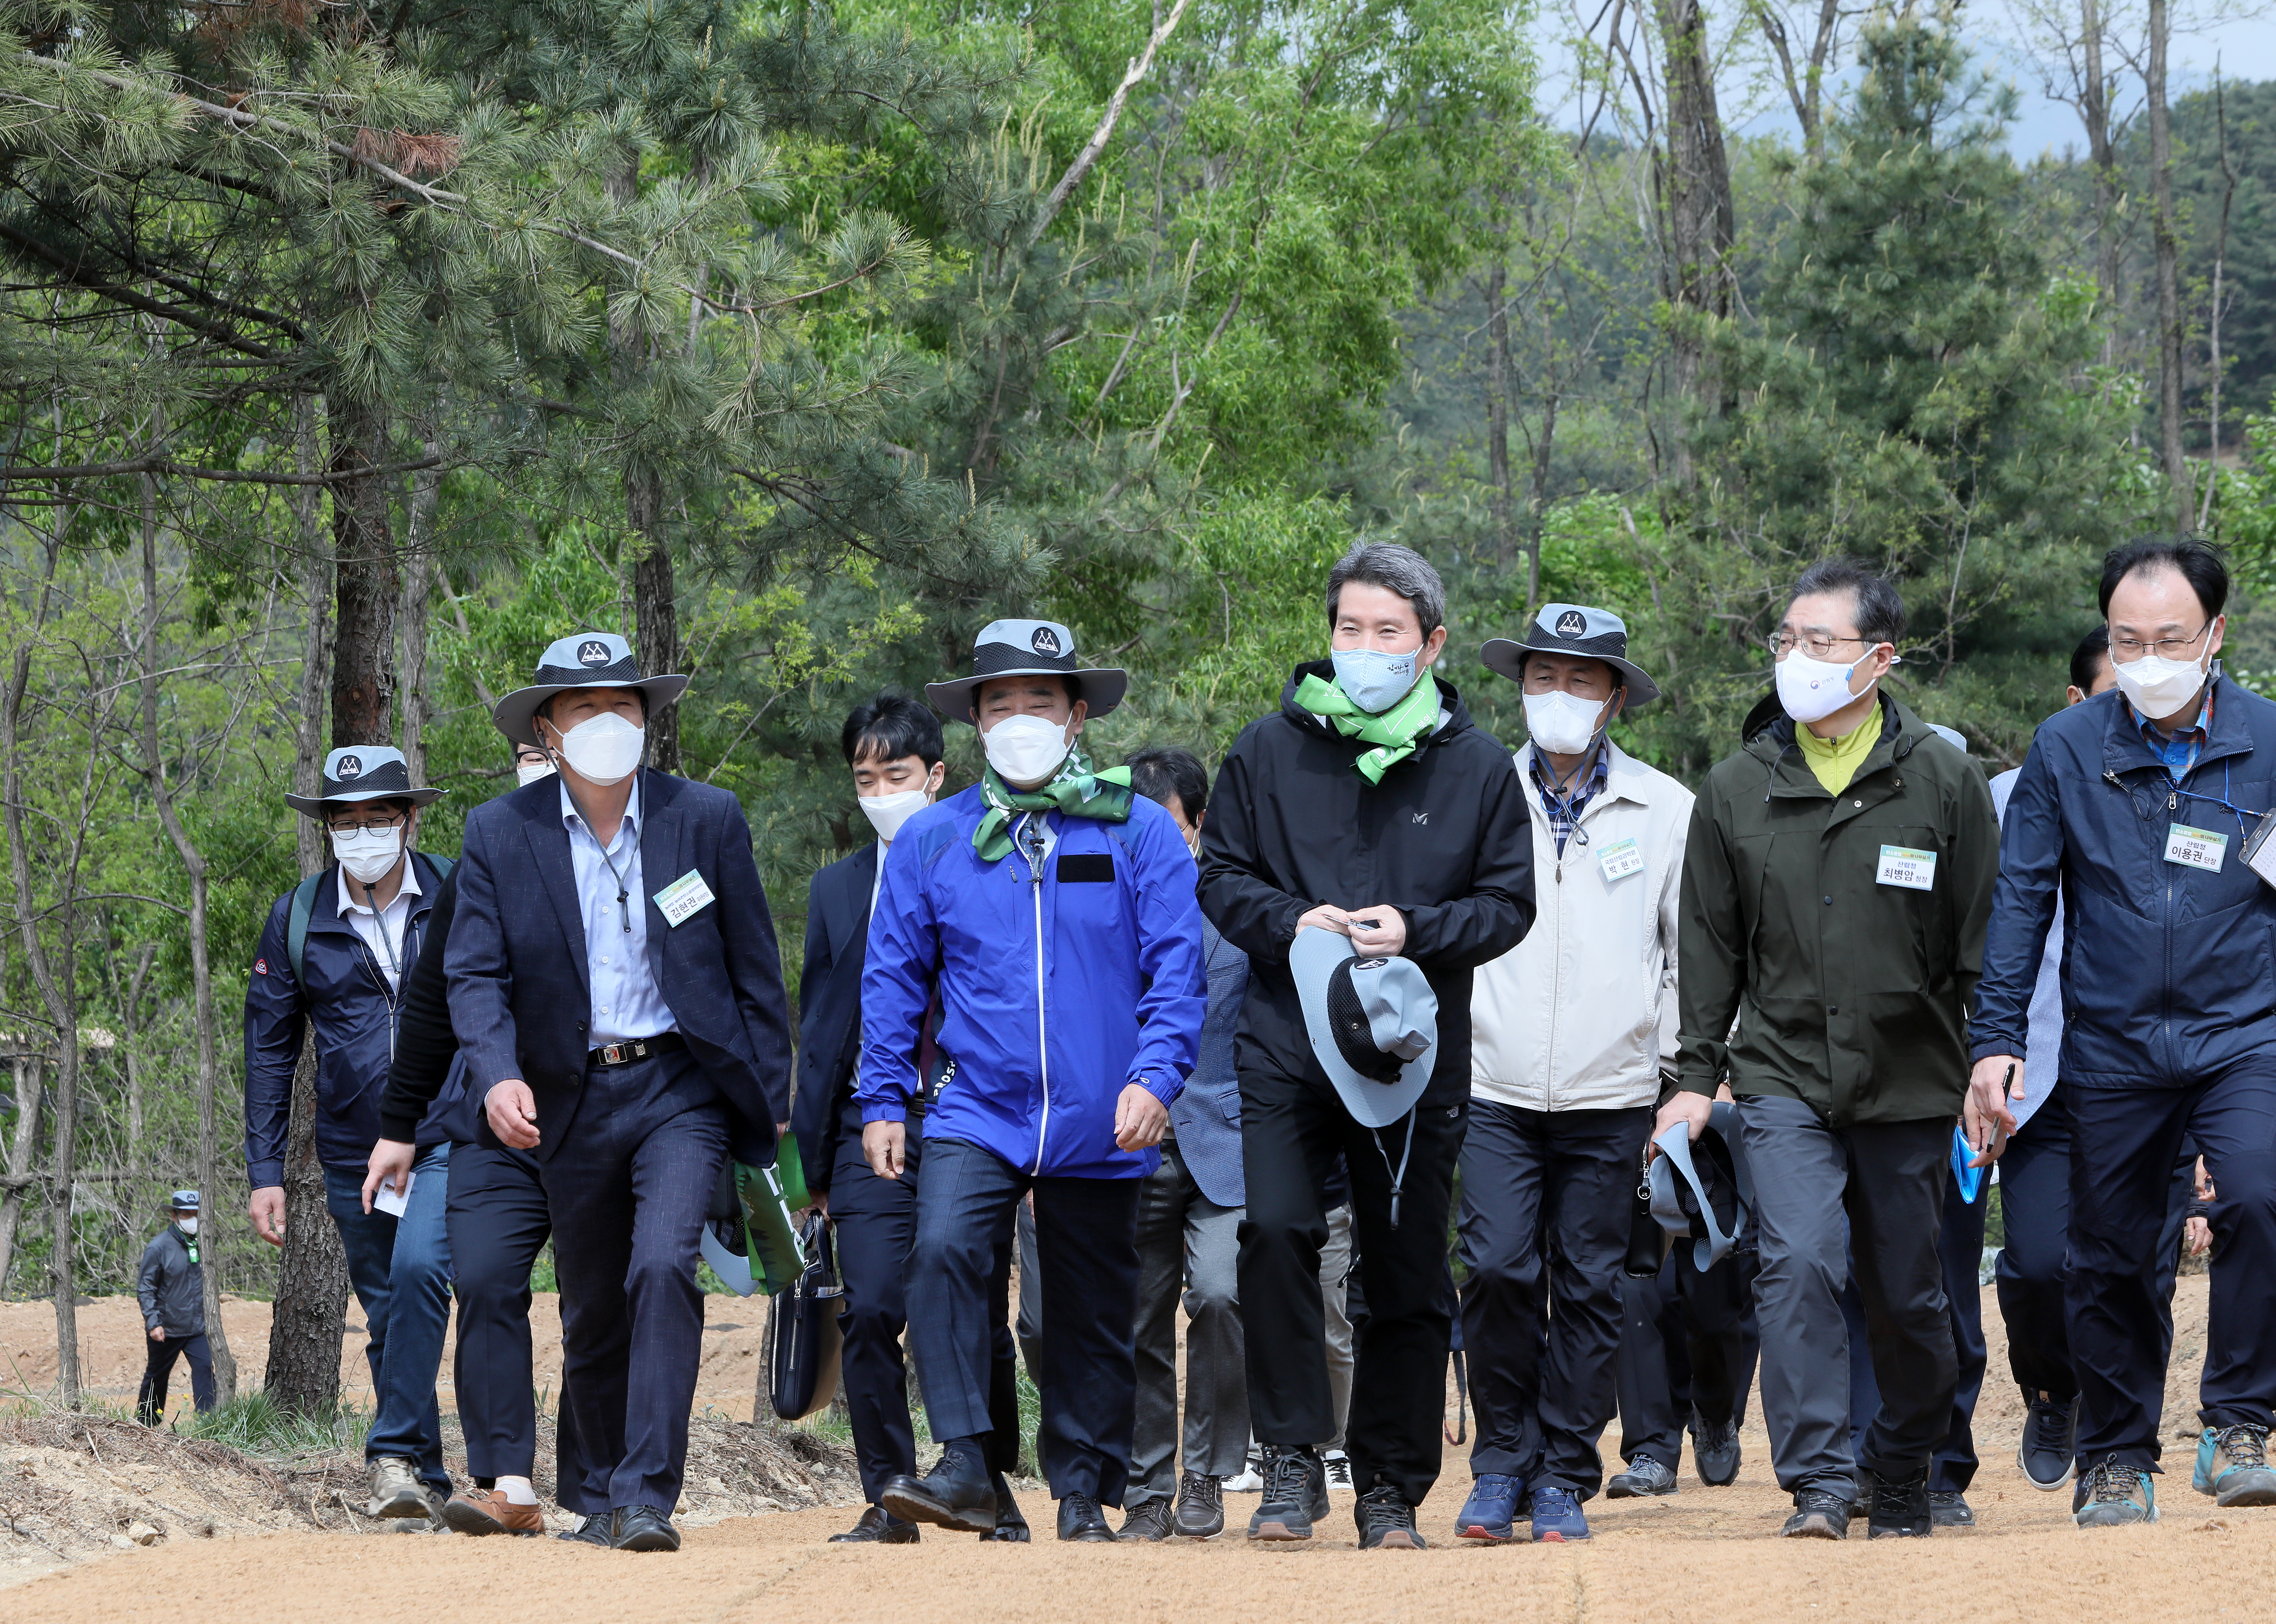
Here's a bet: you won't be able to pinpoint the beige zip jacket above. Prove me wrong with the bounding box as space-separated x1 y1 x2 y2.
1470 738 1691 1113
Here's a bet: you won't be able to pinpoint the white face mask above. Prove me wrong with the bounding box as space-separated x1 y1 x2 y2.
982 712 1073 786
2111 641 2213 722
176 1216 198 1235
1777 649 1878 726
858 787 930 843
331 824 404 885
553 711 645 786
1523 689 1608 756
516 760 557 788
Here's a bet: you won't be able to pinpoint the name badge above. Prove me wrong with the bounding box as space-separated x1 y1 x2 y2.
653 868 717 926
2165 823 2227 873
1597 837 1644 883
1877 845 1937 891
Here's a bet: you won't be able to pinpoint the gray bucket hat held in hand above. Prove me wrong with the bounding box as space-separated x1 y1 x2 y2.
1481 602 1661 708
923 618 1130 723
1291 926 1439 1227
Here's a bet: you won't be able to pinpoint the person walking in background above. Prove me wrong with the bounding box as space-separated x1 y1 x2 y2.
1668 558 2000 1541
1200 543 1534 1549
244 745 457 1524
1117 747 1251 1542
861 620 1206 1544
1452 604 1690 1545
444 632 794 1552
1969 540 2276 1527
135 1191 215 1428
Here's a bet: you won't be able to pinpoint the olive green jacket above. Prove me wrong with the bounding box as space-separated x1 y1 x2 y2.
1676 690 2000 1126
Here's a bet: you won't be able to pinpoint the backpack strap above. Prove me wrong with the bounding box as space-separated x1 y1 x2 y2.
286 872 324 986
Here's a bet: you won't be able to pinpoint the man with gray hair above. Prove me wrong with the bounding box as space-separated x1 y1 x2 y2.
1199 542 1534 1549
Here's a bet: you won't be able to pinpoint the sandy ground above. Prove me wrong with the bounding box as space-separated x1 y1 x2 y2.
5 1274 2270 1623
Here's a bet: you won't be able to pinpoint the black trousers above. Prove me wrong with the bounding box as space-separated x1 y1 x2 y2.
447 1139 589 1499
539 1047 727 1514
1457 1100 1652 1498
137 1332 214 1426
1615 1246 1759 1473
906 1136 1141 1501
1239 1055 1465 1507
1844 1165 1987 1491
828 1104 1025 1502
2068 1057 2276 1471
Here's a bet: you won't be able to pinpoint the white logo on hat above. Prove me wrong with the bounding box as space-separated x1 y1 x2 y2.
1030 626 1063 657
1353 958 1389 971
336 755 363 779
1555 610 1587 639
578 640 611 666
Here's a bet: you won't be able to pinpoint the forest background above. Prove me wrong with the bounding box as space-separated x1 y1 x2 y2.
1 0 2272 1411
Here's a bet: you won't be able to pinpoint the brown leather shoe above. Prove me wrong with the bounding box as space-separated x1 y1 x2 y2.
442 1488 544 1537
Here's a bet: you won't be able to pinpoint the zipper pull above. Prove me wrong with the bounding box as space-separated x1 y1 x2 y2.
2170 790 2179 813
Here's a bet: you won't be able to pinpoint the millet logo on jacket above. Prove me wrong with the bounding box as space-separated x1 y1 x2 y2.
1412 811 1429 824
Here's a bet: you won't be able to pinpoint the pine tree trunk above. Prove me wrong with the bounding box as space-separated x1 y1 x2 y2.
630 474 683 775
264 1036 348 1419
1652 0 1737 485
399 453 440 786
327 392 399 748
2080 0 2120 352
1486 258 1515 571
2146 0 2188 532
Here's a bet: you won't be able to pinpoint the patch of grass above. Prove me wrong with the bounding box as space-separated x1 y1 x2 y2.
178 1390 373 1458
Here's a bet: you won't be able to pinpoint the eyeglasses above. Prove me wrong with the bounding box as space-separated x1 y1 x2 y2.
326 810 408 834
2109 623 2211 662
1768 631 1875 659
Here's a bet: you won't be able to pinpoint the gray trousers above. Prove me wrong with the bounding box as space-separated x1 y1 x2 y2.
1321 1201 1354 1451
1742 1094 1956 1499
1128 1142 1249 1502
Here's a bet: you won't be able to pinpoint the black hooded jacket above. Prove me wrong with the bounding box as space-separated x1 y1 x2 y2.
1197 662 1536 1093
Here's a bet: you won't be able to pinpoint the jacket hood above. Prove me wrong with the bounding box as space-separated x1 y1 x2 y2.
1278 659 1473 747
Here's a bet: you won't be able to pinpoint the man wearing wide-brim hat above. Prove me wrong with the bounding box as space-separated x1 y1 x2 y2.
438 631 793 1553
244 744 461 1522
858 618 1206 1543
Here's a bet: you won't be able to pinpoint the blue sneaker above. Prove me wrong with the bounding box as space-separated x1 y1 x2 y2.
1529 1484 1590 1543
2192 1424 2276 1507
1452 1474 1520 1543
2072 1458 2157 1528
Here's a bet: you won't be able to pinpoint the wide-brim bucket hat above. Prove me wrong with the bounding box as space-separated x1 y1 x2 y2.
1291 926 1437 1129
283 745 445 817
924 618 1129 722
1482 601 1661 708
491 631 690 749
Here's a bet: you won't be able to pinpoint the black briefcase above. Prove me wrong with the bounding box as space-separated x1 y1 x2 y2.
764 1210 845 1422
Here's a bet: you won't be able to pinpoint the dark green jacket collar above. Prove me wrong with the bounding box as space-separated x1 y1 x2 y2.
1739 688 1932 801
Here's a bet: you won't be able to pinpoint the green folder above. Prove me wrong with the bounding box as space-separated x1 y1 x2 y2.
735 1159 807 1297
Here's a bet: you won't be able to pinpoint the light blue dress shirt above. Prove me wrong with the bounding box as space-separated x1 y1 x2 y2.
561 778 675 1046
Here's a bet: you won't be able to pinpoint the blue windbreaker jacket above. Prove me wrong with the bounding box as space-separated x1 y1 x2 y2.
1970 675 2276 1088
857 785 1207 1179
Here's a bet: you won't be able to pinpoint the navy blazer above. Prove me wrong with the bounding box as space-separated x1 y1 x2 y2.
1170 922 1248 1209
445 768 792 1165
790 842 878 1195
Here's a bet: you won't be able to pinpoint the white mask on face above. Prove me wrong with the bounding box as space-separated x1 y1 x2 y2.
516 760 557 788
1777 649 1878 726
858 787 930 843
554 711 645 786
176 1216 198 1235
331 824 405 885
2111 640 2213 722
982 713 1073 786
1523 689 1608 756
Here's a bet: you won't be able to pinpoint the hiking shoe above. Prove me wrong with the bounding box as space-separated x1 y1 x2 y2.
442 1486 543 1537
2192 1424 2276 1507
1057 1492 1115 1542
1606 1456 1678 1498
1355 1484 1425 1549
2073 1458 2157 1528
1223 1452 1263 1493
1529 1485 1590 1543
1117 1497 1173 1541
366 1457 431 1520
1927 1490 1974 1528
1781 1488 1850 1539
1173 1471 1225 1539
1863 1466 1932 1538
1690 1410 1741 1486
1247 1445 1328 1541
2018 1394 2076 1491
1452 1472 1521 1542
1322 1449 1353 1490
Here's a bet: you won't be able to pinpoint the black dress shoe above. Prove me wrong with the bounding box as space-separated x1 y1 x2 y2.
1056 1491 1115 1542
980 1475 1030 1541
830 1506 919 1543
557 1513 611 1547
1117 1498 1173 1541
1862 1467 1932 1539
881 1454 998 1535
609 1505 681 1552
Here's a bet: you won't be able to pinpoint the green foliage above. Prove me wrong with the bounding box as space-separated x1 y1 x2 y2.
179 1390 377 1458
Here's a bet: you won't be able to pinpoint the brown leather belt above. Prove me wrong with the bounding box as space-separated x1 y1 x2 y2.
589 1032 685 1067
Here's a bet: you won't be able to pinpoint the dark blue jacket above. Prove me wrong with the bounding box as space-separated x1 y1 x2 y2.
1971 675 2276 1088
791 842 878 1194
243 851 462 1187
445 768 792 1165
1171 923 1248 1209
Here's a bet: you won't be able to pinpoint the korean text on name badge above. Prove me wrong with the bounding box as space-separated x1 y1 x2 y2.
1877 845 1937 891
1597 837 1644 883
654 868 717 927
2165 824 2227 873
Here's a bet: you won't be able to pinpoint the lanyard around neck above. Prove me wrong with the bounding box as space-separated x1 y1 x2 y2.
561 783 635 934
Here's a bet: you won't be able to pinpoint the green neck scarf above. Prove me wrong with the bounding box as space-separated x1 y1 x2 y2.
1294 670 1441 783
974 746 1134 862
